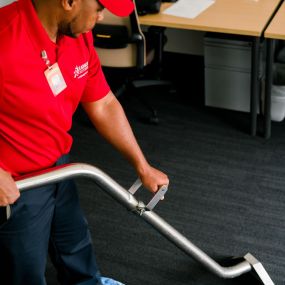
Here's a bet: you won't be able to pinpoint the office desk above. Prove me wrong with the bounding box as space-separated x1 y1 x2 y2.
139 0 282 136
264 0 285 139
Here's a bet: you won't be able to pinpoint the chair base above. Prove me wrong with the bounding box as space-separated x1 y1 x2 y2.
115 78 174 125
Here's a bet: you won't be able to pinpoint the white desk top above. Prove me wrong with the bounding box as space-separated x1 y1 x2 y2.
265 0 285 40
139 0 282 37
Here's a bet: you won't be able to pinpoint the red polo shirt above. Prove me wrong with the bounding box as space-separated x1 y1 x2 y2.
0 0 110 176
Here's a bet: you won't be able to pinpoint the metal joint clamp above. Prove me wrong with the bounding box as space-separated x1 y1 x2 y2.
128 178 168 212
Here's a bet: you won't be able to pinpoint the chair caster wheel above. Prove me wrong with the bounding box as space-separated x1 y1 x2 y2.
140 116 159 125
148 116 159 125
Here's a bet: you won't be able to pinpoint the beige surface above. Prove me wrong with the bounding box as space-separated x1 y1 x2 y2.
265 1 285 40
139 0 281 36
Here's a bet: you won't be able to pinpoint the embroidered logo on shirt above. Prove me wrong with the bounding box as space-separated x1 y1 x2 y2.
74 62 88 79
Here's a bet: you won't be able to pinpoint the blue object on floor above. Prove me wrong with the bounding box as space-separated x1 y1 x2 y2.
100 277 126 285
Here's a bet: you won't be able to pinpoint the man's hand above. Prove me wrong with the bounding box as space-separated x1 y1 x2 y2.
0 168 20 206
138 164 169 194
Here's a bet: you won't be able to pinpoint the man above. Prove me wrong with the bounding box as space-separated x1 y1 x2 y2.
0 0 169 284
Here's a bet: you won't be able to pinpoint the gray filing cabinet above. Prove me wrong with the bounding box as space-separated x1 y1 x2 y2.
204 33 264 113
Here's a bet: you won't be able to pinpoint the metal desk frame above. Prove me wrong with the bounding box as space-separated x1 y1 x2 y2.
139 0 283 137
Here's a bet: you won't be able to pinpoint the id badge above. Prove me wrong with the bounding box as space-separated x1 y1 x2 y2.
44 62 67 96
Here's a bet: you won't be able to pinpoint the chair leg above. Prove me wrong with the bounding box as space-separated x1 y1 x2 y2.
114 83 128 98
132 83 160 124
137 93 159 124
117 77 177 125
115 81 158 124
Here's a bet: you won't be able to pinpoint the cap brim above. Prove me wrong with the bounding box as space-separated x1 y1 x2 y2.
99 0 135 17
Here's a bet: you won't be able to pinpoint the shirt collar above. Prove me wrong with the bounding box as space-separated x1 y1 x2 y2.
18 0 57 56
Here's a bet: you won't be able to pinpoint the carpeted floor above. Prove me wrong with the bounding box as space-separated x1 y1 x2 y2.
46 53 285 285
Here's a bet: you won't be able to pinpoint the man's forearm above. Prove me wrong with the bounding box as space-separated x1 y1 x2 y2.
81 91 169 193
81 92 149 175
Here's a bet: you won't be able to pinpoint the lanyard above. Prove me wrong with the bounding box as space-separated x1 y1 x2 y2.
41 50 52 69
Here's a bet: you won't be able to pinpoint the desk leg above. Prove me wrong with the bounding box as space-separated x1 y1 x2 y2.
250 37 260 136
264 39 274 139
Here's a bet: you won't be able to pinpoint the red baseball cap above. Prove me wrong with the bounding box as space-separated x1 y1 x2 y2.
99 0 135 17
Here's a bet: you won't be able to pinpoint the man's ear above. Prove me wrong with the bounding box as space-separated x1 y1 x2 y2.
61 0 76 11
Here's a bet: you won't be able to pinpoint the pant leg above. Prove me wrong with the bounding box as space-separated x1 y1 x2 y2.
48 157 102 285
0 154 103 285
0 183 56 285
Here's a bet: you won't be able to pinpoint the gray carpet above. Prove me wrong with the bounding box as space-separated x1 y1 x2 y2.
46 55 285 285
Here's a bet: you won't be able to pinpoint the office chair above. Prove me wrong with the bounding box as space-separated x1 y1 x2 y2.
92 4 173 124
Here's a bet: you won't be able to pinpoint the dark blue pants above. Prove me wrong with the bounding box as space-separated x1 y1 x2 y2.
0 155 102 285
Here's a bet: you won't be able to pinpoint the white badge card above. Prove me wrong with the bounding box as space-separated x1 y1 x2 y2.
44 63 67 96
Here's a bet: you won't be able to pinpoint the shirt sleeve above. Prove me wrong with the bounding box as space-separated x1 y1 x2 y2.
80 32 110 102
0 61 3 102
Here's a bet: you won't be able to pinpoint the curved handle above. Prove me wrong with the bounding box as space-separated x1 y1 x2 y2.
2 163 166 222
128 178 168 210
1 163 139 223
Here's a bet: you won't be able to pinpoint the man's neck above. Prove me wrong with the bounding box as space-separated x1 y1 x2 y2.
32 0 59 43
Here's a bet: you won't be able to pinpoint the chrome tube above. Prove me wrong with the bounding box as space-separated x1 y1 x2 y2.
15 163 138 211
15 163 252 279
140 210 252 278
